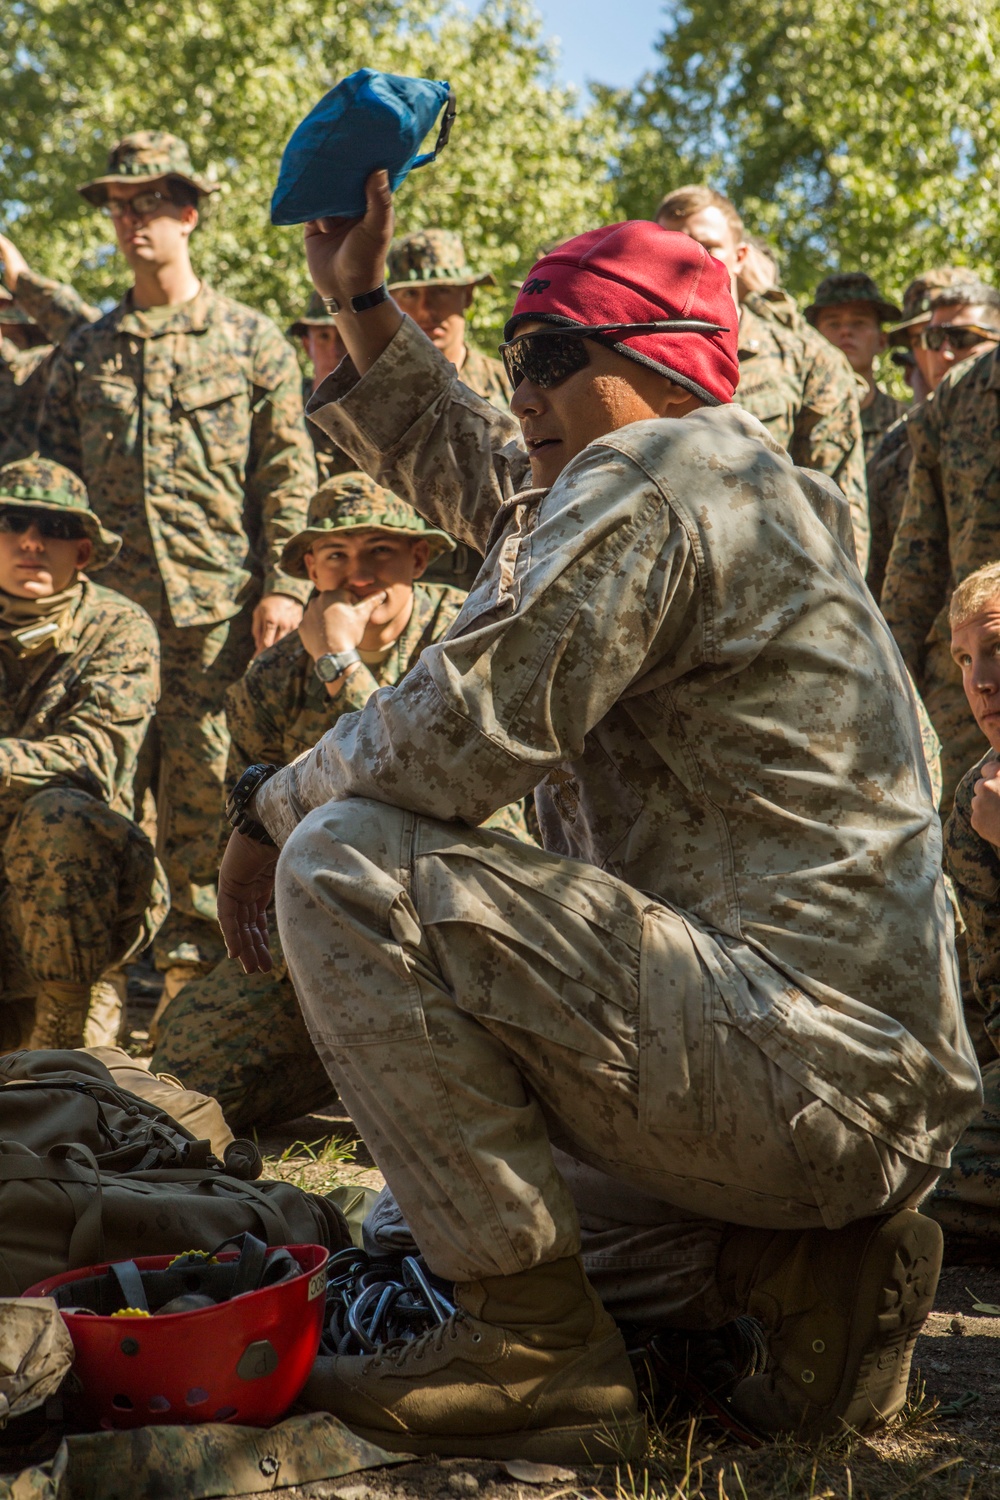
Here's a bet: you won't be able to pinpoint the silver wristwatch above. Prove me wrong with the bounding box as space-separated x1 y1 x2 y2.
314 648 361 683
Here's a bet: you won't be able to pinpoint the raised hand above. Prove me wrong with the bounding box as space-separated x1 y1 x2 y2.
304 169 395 305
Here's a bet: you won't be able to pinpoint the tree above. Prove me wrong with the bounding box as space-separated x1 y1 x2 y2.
609 0 1000 302
0 0 618 349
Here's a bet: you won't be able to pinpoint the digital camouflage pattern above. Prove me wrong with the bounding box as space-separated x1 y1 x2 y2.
249 317 976 1281
37 284 315 626
736 290 870 569
881 345 1000 806
865 408 914 601
943 753 1000 1046
280 470 455 577
154 581 533 1125
77 130 219 205
386 229 496 289
0 269 99 465
861 385 908 464
0 577 164 1021
804 272 901 326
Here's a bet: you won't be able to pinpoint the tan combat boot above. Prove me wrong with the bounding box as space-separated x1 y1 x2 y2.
303 1254 646 1463
27 980 92 1050
719 1208 942 1439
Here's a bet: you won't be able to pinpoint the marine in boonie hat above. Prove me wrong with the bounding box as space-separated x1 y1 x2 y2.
286 289 337 340
281 471 455 578
387 230 496 290
0 458 122 569
886 267 974 346
77 132 219 207
805 273 901 327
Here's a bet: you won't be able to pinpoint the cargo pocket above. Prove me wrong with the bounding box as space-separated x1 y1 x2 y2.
638 902 715 1136
787 1095 893 1229
174 367 250 470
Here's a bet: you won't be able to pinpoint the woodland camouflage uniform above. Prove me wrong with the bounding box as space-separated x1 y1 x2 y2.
737 289 869 569
0 459 164 1050
249 319 976 1323
0 270 99 464
287 291 356 488
861 387 908 464
881 345 1000 809
153 474 531 1129
926 755 1000 1253
36 133 317 972
803 271 906 466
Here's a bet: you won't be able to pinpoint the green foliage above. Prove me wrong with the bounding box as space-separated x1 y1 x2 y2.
610 0 1000 303
0 0 618 349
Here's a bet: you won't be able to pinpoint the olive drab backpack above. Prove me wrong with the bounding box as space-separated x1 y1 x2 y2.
0 1050 350 1296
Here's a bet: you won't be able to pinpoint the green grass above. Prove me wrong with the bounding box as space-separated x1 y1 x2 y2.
263 1133 357 1193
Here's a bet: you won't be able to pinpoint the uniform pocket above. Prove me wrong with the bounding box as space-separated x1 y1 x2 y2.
638 902 716 1135
173 367 250 469
787 1095 893 1229
78 376 139 467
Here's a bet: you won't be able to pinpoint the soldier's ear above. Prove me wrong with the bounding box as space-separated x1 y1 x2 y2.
74 538 93 571
410 538 431 579
463 286 475 311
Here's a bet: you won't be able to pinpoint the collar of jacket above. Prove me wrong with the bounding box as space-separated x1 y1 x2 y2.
113 282 217 338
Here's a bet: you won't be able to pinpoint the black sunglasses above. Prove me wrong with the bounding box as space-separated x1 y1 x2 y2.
0 507 87 541
498 321 728 390
919 324 999 352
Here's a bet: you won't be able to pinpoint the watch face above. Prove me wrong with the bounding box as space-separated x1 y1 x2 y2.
315 655 340 682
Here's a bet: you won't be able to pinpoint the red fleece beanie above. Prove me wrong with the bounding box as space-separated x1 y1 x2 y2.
505 221 739 405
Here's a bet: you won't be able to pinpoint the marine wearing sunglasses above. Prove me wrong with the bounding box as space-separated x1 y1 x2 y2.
498 319 728 390
0 507 93 602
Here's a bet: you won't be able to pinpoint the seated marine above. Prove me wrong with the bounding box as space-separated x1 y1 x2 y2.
926 561 1000 1255
215 177 978 1460
153 473 530 1130
0 458 163 1050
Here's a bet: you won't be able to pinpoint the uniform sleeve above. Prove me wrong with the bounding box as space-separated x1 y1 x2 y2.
865 426 909 602
880 399 949 677
245 323 317 605
0 607 159 809
13 268 101 347
791 336 869 570
945 762 1000 1050
255 443 700 845
35 344 83 475
306 316 529 553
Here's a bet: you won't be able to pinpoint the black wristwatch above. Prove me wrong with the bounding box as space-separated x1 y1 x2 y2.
226 763 279 845
321 283 390 316
314 648 361 683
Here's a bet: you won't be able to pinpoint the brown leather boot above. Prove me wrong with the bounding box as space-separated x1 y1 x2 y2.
718 1209 942 1438
303 1254 646 1462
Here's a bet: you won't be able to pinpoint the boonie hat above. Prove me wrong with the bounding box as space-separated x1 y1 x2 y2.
78 131 219 207
287 290 338 339
0 458 122 569
271 70 456 226
505 221 739 406
805 273 901 326
281 471 456 578
887 266 978 345
387 230 496 291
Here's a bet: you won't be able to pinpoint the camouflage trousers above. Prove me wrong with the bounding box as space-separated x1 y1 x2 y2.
275 797 933 1323
926 1057 1000 1258
0 787 166 1035
148 606 254 971
150 929 334 1134
922 636 989 814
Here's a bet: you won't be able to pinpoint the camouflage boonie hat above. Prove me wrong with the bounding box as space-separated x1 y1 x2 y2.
0 458 122 569
805 273 901 326
887 266 979 344
281 471 456 577
387 230 496 291
78 132 219 207
287 290 337 339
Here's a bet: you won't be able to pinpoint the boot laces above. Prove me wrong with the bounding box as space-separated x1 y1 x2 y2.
369 1308 479 1368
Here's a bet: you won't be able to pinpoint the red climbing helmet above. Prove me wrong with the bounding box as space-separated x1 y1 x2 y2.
25 1234 328 1430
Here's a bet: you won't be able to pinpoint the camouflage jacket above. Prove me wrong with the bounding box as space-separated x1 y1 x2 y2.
945 755 1000 1049
737 292 869 569
459 344 510 409
256 314 979 1166
37 285 316 628
881 345 1000 675
865 408 916 602
301 377 355 488
0 578 158 820
0 270 100 464
861 385 908 464
227 580 529 840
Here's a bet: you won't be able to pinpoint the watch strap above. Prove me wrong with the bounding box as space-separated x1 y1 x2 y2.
226 763 279 846
315 648 362 683
320 284 389 317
